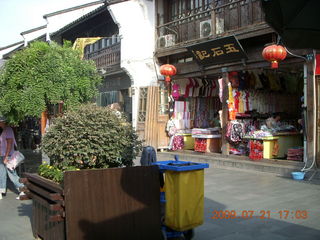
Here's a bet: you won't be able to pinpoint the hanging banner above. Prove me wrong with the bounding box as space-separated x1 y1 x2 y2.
316 54 320 75
72 37 102 59
186 36 247 66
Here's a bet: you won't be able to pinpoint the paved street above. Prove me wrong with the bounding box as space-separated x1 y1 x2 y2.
0 166 319 240
196 167 320 240
0 189 33 240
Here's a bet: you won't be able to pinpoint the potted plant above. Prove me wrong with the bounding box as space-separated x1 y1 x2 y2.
22 104 161 240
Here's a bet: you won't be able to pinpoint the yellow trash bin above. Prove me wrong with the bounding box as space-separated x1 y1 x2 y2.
154 160 209 231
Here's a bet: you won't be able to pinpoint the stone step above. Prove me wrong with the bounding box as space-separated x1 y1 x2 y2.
155 151 313 178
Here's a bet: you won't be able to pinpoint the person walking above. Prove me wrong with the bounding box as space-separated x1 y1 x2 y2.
0 116 24 200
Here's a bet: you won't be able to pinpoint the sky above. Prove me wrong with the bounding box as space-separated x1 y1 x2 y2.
0 0 96 48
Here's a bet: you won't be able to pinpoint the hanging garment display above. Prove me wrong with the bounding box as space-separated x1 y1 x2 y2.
173 101 190 130
218 78 223 102
172 83 180 100
229 71 239 88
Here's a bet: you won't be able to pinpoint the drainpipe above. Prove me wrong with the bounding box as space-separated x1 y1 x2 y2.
312 50 317 169
301 52 317 172
303 63 307 163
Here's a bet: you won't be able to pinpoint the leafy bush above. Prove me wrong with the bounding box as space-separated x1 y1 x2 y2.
41 104 142 170
38 163 79 183
0 41 102 125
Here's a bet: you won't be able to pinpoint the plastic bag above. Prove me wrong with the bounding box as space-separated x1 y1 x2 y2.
6 151 25 170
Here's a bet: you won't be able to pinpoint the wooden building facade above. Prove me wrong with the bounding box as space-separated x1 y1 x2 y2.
145 0 319 167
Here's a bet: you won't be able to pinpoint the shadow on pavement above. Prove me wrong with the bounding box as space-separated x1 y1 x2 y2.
198 197 320 240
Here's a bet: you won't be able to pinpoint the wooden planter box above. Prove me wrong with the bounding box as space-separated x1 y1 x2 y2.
22 166 161 240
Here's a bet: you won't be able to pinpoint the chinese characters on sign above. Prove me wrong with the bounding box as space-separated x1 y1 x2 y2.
187 36 247 66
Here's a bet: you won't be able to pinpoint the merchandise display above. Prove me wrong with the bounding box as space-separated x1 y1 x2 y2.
226 70 303 160
166 77 222 153
166 68 304 161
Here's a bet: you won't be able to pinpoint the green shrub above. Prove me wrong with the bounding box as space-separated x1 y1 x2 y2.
41 104 142 171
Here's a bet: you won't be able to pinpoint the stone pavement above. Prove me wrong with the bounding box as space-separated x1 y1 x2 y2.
0 190 33 240
195 167 320 240
0 164 319 239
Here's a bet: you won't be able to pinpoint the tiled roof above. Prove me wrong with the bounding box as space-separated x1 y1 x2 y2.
51 5 108 37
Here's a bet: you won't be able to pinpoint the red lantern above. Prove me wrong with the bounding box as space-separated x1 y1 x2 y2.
159 64 177 82
262 44 287 69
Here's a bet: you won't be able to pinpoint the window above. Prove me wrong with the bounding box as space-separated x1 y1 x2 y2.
138 87 148 122
169 0 214 21
96 91 119 107
159 82 169 115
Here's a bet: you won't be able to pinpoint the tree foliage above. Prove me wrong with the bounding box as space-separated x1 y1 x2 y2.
41 104 142 170
0 41 102 124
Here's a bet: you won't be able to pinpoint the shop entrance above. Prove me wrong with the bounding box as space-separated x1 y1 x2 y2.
226 66 304 161
166 63 306 163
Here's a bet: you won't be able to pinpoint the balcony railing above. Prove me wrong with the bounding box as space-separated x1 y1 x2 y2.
84 41 121 73
156 0 265 49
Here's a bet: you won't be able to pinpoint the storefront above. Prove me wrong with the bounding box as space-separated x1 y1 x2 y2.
160 35 314 164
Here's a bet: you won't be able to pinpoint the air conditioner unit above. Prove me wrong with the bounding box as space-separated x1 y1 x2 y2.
158 34 176 48
200 19 212 38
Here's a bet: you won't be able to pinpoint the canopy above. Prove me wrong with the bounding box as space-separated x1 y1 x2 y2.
261 0 320 49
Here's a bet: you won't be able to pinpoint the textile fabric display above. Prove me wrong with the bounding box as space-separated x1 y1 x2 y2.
194 138 207 152
249 140 263 160
229 89 299 115
228 82 236 120
229 143 248 155
227 70 302 117
227 70 302 93
166 118 177 150
173 101 190 130
172 78 219 98
218 78 223 102
192 97 221 128
166 118 187 151
192 128 221 138
172 135 184 151
287 147 303 161
226 120 245 143
170 77 222 139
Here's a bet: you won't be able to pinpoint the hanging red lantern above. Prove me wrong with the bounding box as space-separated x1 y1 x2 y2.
159 64 177 82
262 44 287 69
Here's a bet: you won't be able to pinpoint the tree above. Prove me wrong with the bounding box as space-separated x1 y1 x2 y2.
41 104 142 172
0 41 102 124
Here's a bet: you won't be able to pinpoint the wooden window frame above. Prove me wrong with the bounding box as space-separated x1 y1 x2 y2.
138 87 148 122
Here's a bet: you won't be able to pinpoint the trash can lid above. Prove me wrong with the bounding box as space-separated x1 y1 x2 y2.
153 160 209 171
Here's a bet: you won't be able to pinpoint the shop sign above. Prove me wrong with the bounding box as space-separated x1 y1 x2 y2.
186 36 247 66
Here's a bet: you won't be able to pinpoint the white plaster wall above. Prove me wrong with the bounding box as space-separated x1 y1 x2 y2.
22 28 47 46
108 0 157 128
0 44 23 59
46 4 104 41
